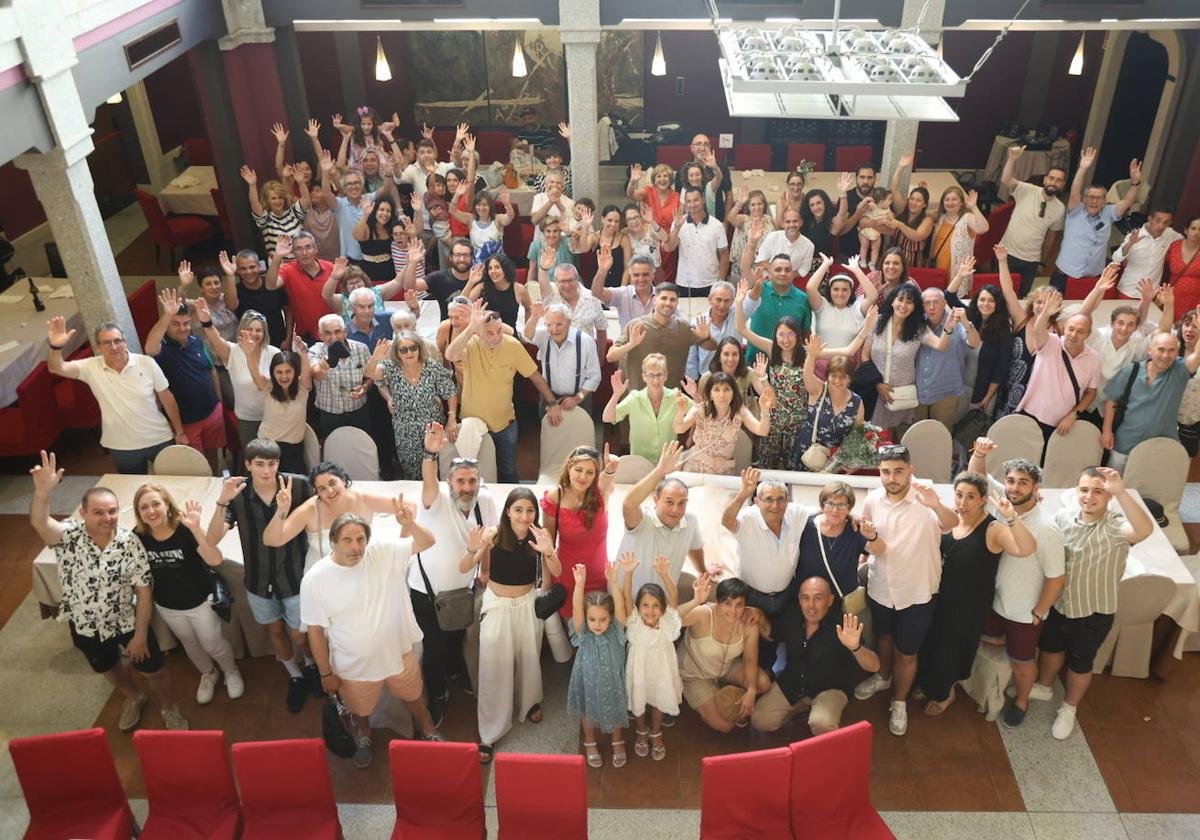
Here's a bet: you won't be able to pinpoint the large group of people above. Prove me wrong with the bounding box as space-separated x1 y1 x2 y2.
30 107 1199 770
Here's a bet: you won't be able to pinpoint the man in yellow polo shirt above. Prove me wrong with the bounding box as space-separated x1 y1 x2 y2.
446 299 562 482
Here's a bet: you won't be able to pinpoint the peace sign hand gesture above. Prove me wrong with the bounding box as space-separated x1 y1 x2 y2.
275 475 294 516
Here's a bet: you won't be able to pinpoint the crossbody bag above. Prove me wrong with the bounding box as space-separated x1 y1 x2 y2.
415 504 482 632
883 328 919 411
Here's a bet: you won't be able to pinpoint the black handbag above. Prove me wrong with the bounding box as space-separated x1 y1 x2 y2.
321 693 357 759
531 541 567 619
209 570 233 623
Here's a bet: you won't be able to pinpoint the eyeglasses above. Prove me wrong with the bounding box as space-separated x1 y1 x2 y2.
878 444 909 458
1038 201 1047 218
759 496 789 505
449 457 479 467
397 344 420 354
97 337 127 347
822 500 850 510
643 371 668 380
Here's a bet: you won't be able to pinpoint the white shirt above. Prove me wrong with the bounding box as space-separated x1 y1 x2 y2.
861 486 945 610
397 161 453 204
1114 224 1183 295
544 287 609 338
674 215 729 289
300 538 423 681
531 192 575 244
618 507 705 591
227 343 278 422
813 299 866 348
1087 324 1153 391
755 230 815 277
529 327 601 397
75 354 173 450
986 477 1065 623
732 503 810 594
411 486 499 595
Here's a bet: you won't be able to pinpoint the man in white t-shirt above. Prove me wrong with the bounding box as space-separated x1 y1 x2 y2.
754 207 815 281
998 145 1067 296
1112 208 1183 296
665 187 729 295
302 505 442 769
529 170 574 245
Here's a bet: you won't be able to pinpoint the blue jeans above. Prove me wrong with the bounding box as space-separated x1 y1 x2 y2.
490 420 520 483
108 439 172 474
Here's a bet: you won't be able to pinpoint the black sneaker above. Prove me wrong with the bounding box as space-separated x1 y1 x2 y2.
1002 701 1027 729
286 676 307 713
453 672 475 696
428 692 448 728
661 713 676 728
303 663 324 697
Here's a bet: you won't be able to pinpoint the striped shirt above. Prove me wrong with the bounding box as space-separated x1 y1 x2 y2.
224 475 312 599
1053 506 1129 618
391 243 427 285
308 339 372 414
253 201 306 257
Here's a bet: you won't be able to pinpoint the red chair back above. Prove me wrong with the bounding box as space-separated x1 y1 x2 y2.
184 138 213 166
974 201 1014 269
127 279 159 347
507 222 535 264
1064 275 1110 299
432 129 457 157
476 130 514 165
0 362 64 457
212 187 234 240
9 727 135 840
656 144 694 169
54 344 102 431
134 188 174 249
736 144 773 170
835 145 874 172
515 267 529 285
700 746 792 839
787 143 827 172
908 267 948 290
134 730 241 839
494 753 587 840
969 272 1001 298
389 741 485 839
790 721 893 839
231 739 342 839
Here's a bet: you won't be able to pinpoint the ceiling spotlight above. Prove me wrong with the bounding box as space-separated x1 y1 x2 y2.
106 92 123 105
374 36 391 82
651 31 666 76
1068 33 1084 76
512 35 528 77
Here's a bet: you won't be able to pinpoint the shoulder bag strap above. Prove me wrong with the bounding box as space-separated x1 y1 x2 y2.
1060 348 1082 405
884 327 894 384
811 384 827 446
1112 362 1140 431
814 516 846 599
574 329 582 395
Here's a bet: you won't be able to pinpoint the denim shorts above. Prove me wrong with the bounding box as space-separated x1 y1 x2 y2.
246 591 303 630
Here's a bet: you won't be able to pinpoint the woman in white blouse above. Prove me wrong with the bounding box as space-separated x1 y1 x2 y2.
804 255 879 373
194 301 277 449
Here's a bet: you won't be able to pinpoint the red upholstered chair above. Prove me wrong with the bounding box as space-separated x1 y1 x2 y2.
656 144 694 169
127 278 159 347
1064 275 1113 299
908 267 948 290
974 201 1014 270
9 727 135 840
735 144 773 170
389 741 485 839
787 142 827 172
507 222 535 265
53 345 102 431
969 272 1001 298
476 130 514 165
577 248 597 283
231 739 343 840
432 130 456 156
0 362 64 457
134 730 241 840
700 746 792 839
494 753 587 840
184 138 213 166
835 145 874 172
133 188 213 267
515 267 528 285
789 721 893 839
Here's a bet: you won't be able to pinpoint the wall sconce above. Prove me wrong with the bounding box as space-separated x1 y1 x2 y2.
106 92 123 105
375 36 392 82
651 31 667 76
512 35 528 77
1068 33 1084 76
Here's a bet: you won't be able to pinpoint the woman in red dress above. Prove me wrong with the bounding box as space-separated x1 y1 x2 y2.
541 444 620 618
1167 215 1200 322
627 163 681 282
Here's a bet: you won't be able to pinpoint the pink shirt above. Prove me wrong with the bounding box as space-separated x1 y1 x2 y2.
1015 333 1101 426
862 486 946 610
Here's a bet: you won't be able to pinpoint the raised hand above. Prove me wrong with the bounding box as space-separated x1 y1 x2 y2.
1095 466 1125 495
571 563 588 588
466 524 489 553
1129 158 1142 182
239 165 257 185
177 259 195 287
691 571 714 604
653 555 671 581
596 242 614 274
159 286 182 316
1156 284 1175 308
305 118 321 139
898 151 914 169
658 439 682 474
193 297 212 324
421 122 435 141
691 314 712 341
538 245 558 273
740 466 761 496
274 235 294 260
601 441 620 476
281 163 295 181
610 369 628 397
862 304 880 332
1136 276 1156 301
627 320 648 347
393 492 418 527
748 214 765 243
424 421 445 454
527 301 546 324
965 189 979 210
1097 262 1120 290
675 389 690 412
181 499 204 531
371 337 393 361
604 559 620 586
973 437 996 457
29 450 64 497
468 262 485 286
275 475 293 515
270 123 289 145
454 122 469 143
805 333 826 359
752 354 768 380
836 612 864 651
1080 146 1098 170
558 121 571 139
1007 144 1026 161
837 171 855 194
218 474 247 504
318 148 334 174
992 243 1008 261
758 384 777 413
913 482 942 510
681 375 700 402
529 524 556 556
991 492 1017 522
217 250 237 277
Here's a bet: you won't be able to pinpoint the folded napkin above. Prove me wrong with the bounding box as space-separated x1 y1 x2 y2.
47 286 75 299
0 293 24 304
170 175 199 188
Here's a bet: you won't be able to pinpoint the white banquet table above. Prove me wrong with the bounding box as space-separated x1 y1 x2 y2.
0 278 84 407
159 166 218 216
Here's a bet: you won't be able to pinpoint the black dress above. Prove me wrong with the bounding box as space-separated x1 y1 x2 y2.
971 331 1014 405
483 282 520 330
599 237 626 288
917 514 1002 702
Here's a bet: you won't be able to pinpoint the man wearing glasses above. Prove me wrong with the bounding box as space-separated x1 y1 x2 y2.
999 145 1067 296
46 318 188 474
854 445 957 737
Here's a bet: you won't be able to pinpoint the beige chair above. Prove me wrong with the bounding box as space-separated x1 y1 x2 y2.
985 414 1045 482
151 445 212 477
612 454 654 484
1092 573 1178 678
1106 178 1149 213
1178 554 1200 655
1122 437 1189 551
733 429 754 472
1041 421 1103 488
537 407 596 484
901 418 953 483
323 426 379 481
438 437 499 484
302 423 321 473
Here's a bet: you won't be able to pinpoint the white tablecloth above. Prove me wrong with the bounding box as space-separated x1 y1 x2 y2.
984 136 1072 199
159 166 218 216
0 279 84 407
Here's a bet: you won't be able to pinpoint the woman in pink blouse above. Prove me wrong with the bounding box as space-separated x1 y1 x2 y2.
541 444 620 618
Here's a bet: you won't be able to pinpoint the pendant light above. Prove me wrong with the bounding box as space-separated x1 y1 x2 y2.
1068 33 1084 76
375 36 392 82
512 35 528 77
651 31 667 76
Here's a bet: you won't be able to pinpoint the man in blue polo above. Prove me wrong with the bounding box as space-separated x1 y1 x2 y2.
145 287 224 473
914 287 980 432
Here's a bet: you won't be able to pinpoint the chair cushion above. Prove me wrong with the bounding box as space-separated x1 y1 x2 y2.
142 809 241 840
166 215 214 242
25 807 132 840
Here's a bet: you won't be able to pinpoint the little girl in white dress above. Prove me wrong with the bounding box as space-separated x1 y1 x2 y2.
612 553 683 761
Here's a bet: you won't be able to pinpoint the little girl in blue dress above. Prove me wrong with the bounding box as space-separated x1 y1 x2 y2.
567 563 628 768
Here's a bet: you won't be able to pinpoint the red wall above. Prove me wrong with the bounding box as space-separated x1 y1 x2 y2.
295 30 347 149
143 54 206 153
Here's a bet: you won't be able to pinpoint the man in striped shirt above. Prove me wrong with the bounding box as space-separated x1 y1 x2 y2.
1036 466 1153 740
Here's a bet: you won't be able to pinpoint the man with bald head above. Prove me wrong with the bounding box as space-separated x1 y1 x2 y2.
1016 289 1101 448
1101 326 1200 471
750 576 881 734
674 134 732 217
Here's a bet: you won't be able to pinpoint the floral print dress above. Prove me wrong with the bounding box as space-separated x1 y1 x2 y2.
379 358 457 479
792 389 862 470
870 330 919 429
760 363 808 469
687 414 743 475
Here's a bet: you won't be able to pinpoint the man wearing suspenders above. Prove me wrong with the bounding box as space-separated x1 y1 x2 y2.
523 302 602 414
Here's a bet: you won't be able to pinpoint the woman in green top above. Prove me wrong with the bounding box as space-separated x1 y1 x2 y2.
602 354 691 462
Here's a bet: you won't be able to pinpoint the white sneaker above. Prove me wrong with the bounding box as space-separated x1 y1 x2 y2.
854 673 892 701
196 671 219 705
888 700 908 736
1051 703 1077 740
162 705 190 731
225 669 245 700
1004 682 1054 701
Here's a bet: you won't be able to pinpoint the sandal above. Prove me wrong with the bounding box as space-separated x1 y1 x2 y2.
924 687 956 717
634 729 650 758
611 739 627 768
527 704 543 723
478 743 494 765
649 731 666 762
583 741 602 768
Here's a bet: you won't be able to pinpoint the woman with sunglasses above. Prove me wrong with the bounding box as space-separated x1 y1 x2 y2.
366 332 459 479
541 444 621 619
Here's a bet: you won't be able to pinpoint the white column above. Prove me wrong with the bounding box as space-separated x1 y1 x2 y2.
125 81 176 190
880 0 946 193
559 0 601 202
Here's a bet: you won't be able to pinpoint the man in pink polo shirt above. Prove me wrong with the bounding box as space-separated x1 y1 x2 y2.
1016 289 1101 453
854 445 956 737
